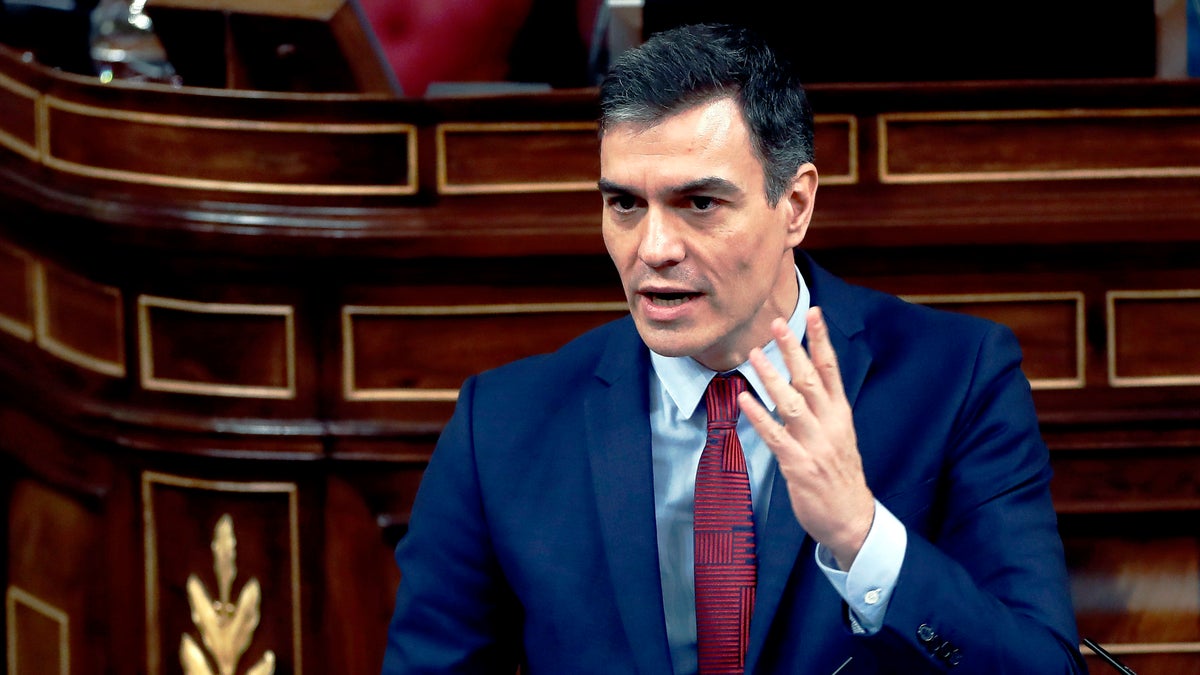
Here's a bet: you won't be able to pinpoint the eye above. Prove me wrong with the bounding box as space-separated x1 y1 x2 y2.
607 194 639 213
688 196 719 211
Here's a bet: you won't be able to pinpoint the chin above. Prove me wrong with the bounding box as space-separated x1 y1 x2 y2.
633 325 704 360
645 344 695 359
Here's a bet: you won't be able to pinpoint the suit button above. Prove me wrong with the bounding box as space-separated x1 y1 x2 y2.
947 649 963 666
935 641 955 659
917 624 937 644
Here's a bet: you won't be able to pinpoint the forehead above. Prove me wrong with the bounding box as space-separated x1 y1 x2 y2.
600 98 763 190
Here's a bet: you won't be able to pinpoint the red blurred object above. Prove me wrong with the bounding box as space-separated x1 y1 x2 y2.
359 0 601 96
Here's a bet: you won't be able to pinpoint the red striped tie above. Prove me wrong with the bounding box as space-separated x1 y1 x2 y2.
694 373 756 675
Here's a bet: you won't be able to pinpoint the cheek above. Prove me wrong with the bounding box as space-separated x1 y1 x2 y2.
721 242 779 297
600 222 622 255
602 225 637 271
723 239 765 276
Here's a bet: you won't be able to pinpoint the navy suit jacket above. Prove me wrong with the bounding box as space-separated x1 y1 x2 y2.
383 254 1085 674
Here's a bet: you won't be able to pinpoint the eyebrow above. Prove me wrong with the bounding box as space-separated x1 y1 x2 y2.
674 176 741 197
597 176 743 198
597 178 629 194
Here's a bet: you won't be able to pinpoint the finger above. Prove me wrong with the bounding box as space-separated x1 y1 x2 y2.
770 317 832 418
806 307 847 403
736 390 802 459
747 346 814 431
736 389 769 429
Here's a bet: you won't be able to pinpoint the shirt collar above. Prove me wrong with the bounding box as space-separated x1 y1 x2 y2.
650 265 811 417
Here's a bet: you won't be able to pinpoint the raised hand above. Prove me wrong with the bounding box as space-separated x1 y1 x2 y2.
738 307 876 570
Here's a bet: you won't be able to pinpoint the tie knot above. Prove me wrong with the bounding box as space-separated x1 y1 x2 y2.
704 373 748 427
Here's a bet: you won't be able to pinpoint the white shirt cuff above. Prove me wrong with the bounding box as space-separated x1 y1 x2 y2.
814 499 907 635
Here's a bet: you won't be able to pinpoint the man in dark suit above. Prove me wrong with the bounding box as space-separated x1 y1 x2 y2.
382 23 1085 674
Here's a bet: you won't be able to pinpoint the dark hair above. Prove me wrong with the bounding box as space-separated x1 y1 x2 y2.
599 23 814 207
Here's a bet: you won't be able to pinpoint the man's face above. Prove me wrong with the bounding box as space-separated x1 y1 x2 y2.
600 97 817 372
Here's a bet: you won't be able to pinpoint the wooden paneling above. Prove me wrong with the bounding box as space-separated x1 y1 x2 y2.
0 71 38 161
812 115 857 185
35 262 124 377
142 471 301 675
1 39 1200 675
342 302 627 401
1071 535 1199 644
145 0 345 21
1063 511 1200 672
1053 451 1200 514
138 296 296 399
6 587 69 675
436 122 599 194
0 242 33 341
44 97 416 195
904 292 1084 389
319 474 408 673
1084 653 1200 675
7 479 95 675
435 115 859 195
880 109 1200 183
1108 290 1200 387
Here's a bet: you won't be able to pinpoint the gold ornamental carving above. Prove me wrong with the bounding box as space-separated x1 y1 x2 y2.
181 514 275 675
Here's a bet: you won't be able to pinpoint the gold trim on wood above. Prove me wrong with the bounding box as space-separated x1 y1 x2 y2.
181 514 276 675
6 585 70 675
36 91 50 160
1084 641 1200 655
814 114 858 186
142 471 301 675
341 301 629 401
435 121 599 195
435 116 857 194
900 291 1086 390
0 242 35 341
42 95 417 195
0 71 40 161
33 262 127 377
137 295 297 399
1107 289 1200 387
145 0 343 21
878 108 1200 184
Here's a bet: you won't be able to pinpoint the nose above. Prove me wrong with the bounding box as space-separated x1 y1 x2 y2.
638 207 685 268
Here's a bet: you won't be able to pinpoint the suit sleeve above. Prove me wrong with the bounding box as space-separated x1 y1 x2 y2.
381 375 522 674
865 324 1086 673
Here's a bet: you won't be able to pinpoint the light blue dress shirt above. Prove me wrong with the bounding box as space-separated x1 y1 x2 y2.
649 266 907 675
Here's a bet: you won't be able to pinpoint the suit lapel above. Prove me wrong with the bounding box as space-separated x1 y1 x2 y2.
745 464 808 671
801 252 872 409
585 319 674 675
745 254 875 670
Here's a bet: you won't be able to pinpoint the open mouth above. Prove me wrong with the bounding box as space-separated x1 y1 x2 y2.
645 292 699 307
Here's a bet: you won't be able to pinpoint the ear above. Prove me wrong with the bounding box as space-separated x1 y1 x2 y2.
783 162 818 248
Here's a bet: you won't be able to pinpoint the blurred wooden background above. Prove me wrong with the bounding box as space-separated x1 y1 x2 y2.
1 2 1199 673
